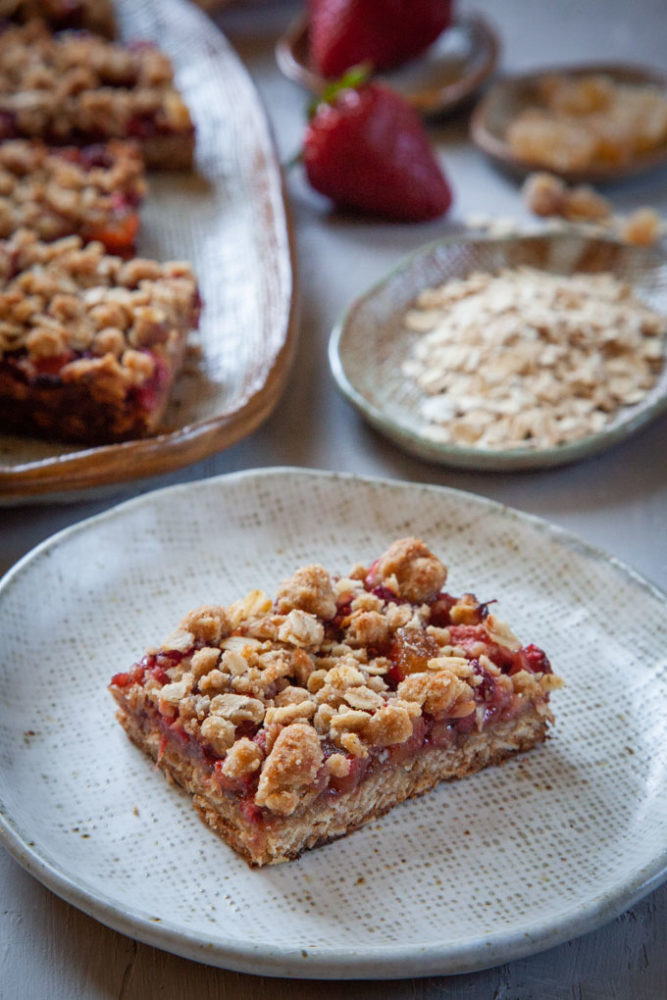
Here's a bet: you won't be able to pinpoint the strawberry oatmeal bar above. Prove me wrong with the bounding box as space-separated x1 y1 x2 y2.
0 229 200 442
0 21 194 168
0 139 146 253
109 538 562 866
0 0 115 37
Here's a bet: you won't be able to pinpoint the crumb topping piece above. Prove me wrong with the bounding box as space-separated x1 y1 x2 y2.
111 539 562 819
368 536 448 602
0 138 146 246
507 73 667 172
521 170 664 247
255 723 323 816
275 564 337 619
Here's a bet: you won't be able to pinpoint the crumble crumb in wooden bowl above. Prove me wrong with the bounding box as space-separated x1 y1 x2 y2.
507 72 667 173
471 65 667 184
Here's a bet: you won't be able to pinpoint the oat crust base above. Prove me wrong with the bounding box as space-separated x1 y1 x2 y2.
115 704 550 866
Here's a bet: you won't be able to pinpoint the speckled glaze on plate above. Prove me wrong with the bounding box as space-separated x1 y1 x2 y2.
1 468 666 978
276 12 499 117
0 0 297 502
329 232 667 471
470 63 667 183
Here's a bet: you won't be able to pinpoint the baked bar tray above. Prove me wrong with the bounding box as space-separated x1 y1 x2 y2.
0 0 297 502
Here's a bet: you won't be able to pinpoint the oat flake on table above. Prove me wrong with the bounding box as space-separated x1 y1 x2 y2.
402 266 666 451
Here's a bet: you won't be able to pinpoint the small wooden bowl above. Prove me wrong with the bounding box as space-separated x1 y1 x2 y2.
471 62 667 184
276 12 500 117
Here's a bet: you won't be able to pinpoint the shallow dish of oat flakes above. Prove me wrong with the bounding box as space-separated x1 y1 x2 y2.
0 468 666 977
329 232 667 472
0 0 297 503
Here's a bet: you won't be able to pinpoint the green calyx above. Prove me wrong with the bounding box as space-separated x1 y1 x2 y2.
307 63 373 118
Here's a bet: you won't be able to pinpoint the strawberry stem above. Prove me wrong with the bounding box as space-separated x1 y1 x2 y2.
308 63 373 118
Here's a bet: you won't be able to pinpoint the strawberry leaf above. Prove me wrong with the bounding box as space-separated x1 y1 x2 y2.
307 62 372 118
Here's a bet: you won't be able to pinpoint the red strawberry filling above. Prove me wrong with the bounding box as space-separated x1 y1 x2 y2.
128 354 171 416
1 346 169 420
82 209 140 256
0 110 17 140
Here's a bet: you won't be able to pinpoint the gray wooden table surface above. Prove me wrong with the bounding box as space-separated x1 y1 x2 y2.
2 0 666 996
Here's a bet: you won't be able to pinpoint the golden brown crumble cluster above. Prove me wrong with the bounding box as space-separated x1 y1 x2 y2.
508 73 667 172
0 139 146 241
0 21 192 146
522 171 663 247
0 229 198 394
128 539 561 818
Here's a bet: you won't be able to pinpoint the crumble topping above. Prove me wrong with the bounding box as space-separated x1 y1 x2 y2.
275 564 337 619
0 139 146 245
255 723 323 815
522 170 664 247
0 228 199 395
0 21 192 151
507 73 667 172
367 536 447 602
0 0 115 36
111 539 562 819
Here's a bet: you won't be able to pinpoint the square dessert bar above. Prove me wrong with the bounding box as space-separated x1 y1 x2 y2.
0 229 200 442
0 0 116 37
109 538 562 866
0 139 146 253
0 21 194 168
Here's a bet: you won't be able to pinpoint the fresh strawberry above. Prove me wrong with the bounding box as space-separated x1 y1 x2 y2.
302 77 452 221
308 0 453 78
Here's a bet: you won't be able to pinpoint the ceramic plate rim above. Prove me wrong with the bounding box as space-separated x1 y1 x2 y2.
1 466 667 977
329 232 667 472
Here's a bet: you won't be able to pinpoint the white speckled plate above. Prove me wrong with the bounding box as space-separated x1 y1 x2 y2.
329 233 667 471
1 468 666 978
